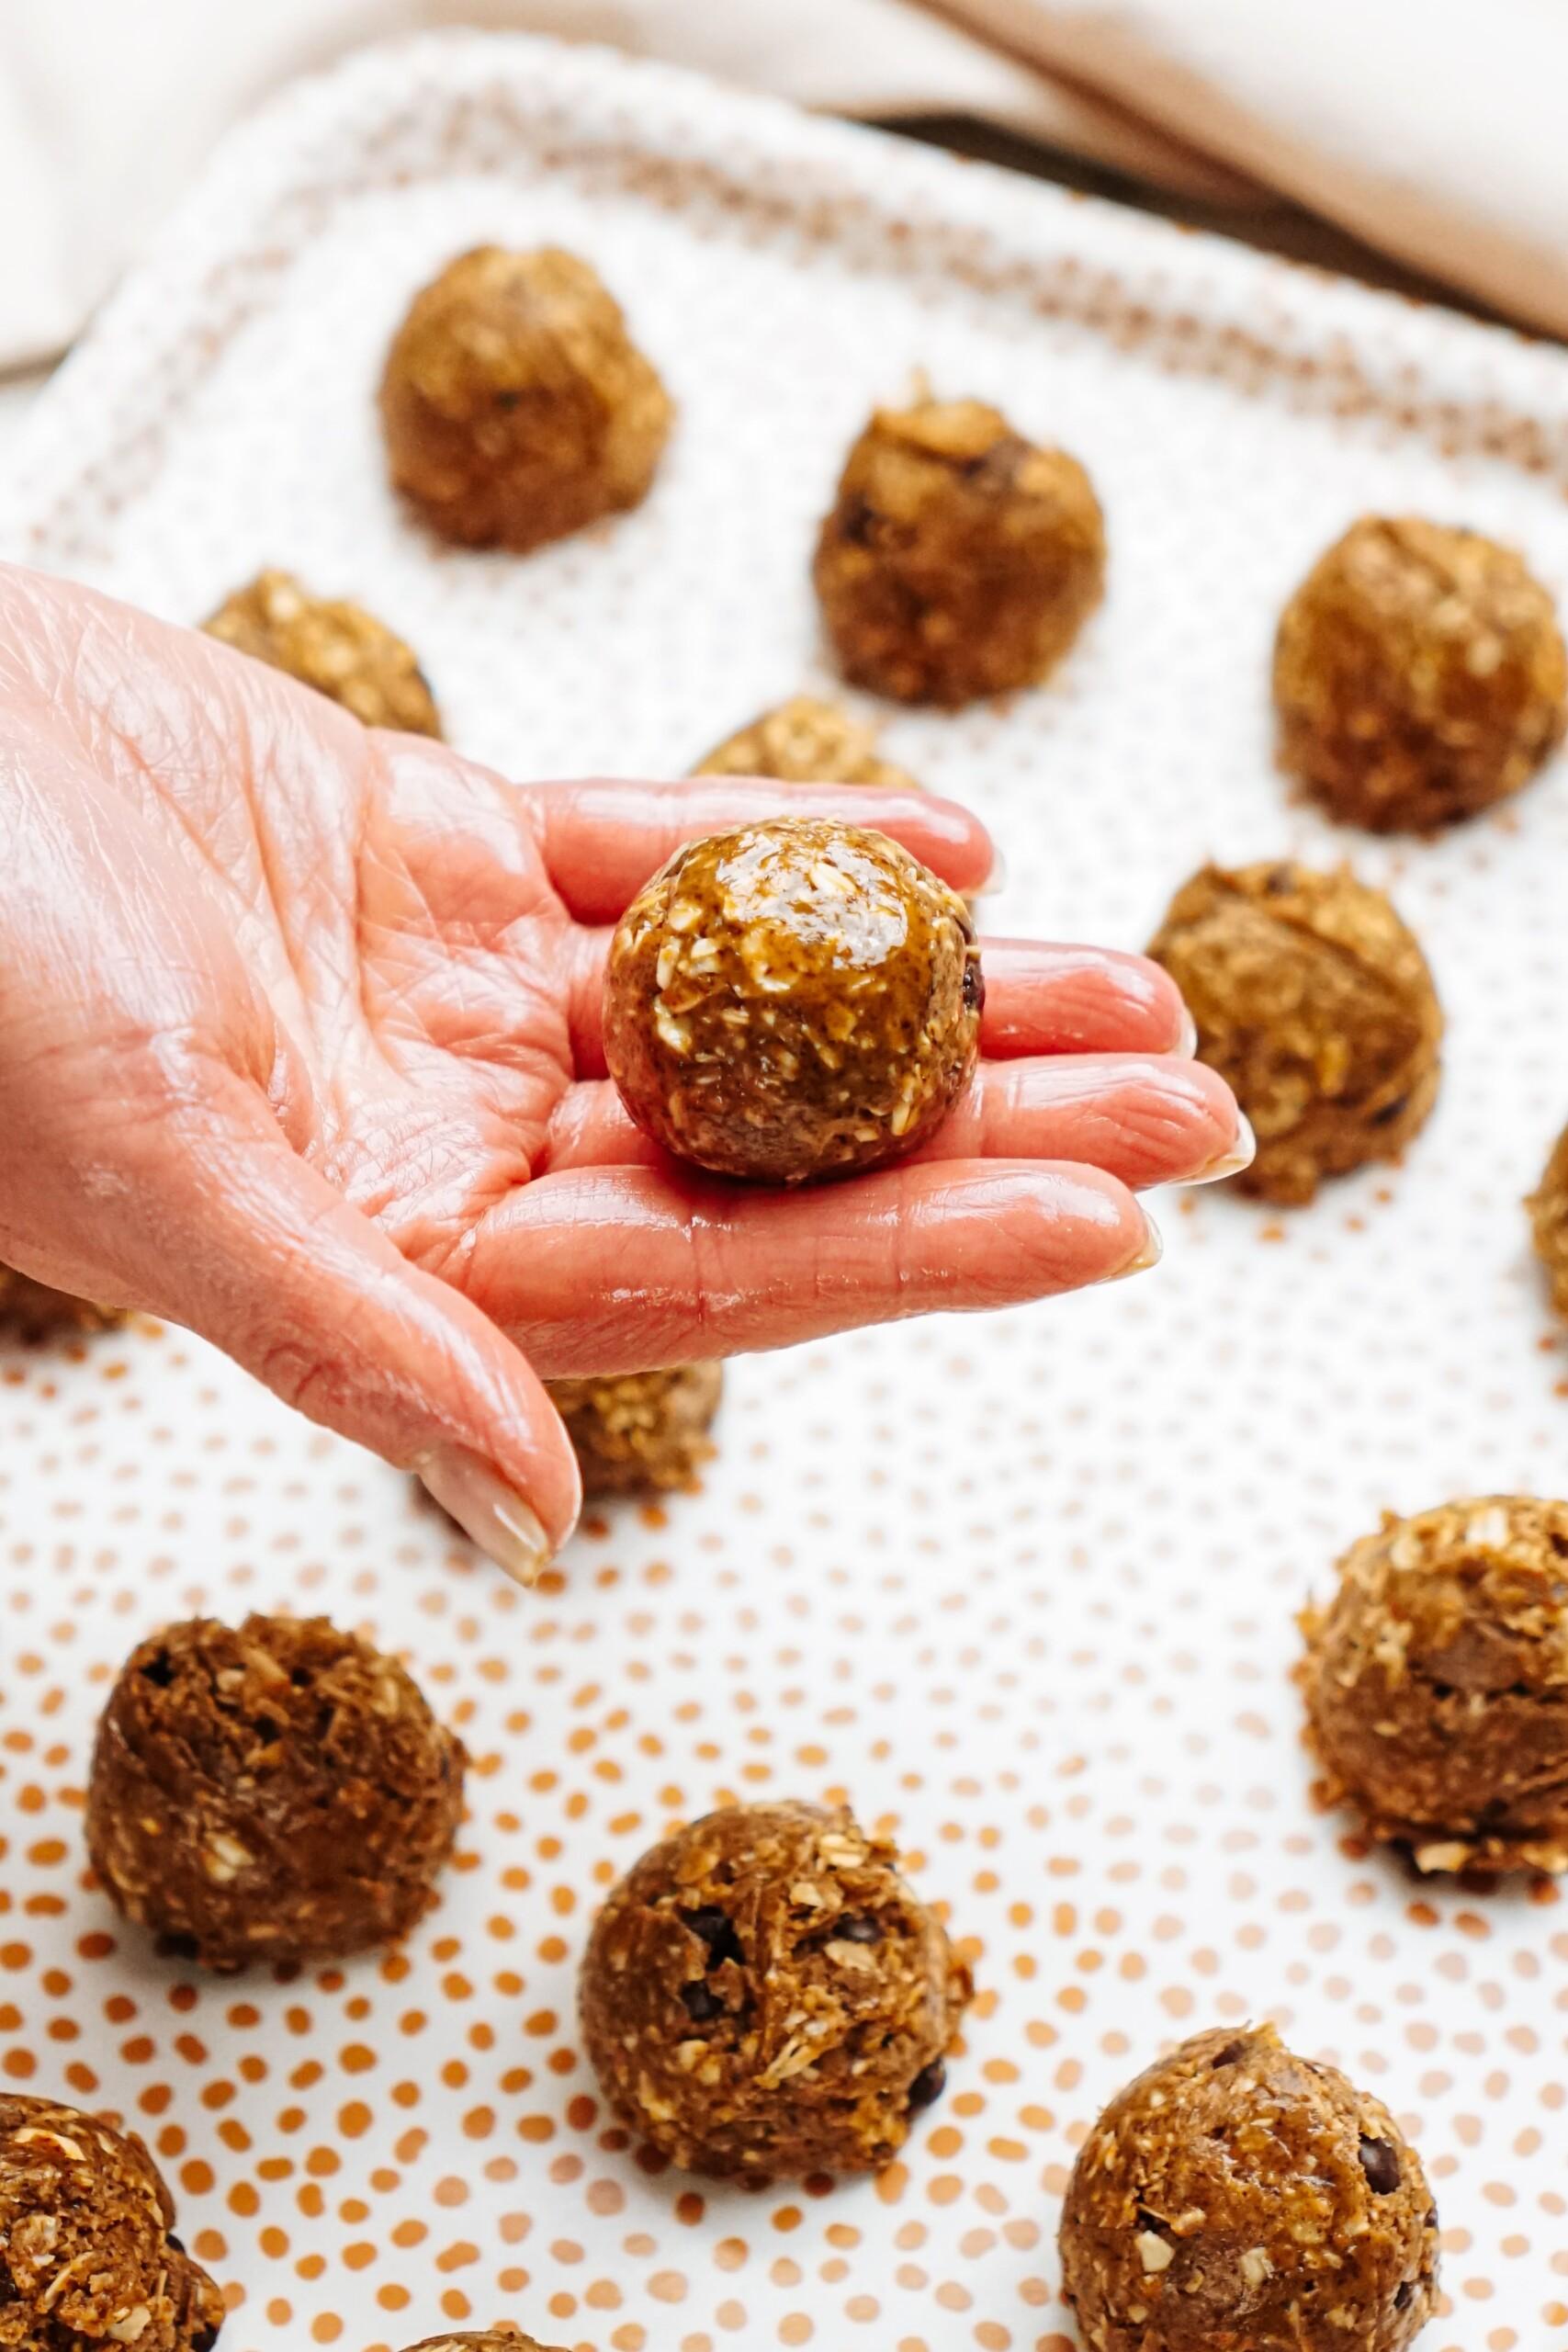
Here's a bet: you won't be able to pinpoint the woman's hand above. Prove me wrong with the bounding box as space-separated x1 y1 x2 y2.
0 565 1246 1577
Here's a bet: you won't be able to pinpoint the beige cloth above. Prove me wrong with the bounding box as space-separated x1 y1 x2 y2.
3 0 1566 372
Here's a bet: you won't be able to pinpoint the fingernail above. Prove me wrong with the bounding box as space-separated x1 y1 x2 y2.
1175 1004 1200 1057
1101 1215 1163 1282
969 843 1009 899
414 1446 552 1586
1188 1111 1257 1186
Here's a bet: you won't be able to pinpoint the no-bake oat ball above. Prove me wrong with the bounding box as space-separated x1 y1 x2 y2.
1146 860 1442 1207
694 695 919 790
85 1614 466 1971
379 245 672 551
399 2337 565 2352
1300 1495 1568 1874
547 1363 723 1498
1059 2025 1438 2352
1527 1120 1568 1321
202 568 443 736
0 1266 123 1340
1273 514 1567 831
0 2094 227 2352
602 817 981 1183
813 395 1105 706
580 1800 971 2177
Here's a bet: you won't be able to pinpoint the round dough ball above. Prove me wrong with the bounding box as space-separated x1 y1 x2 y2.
580 1799 971 2177
812 395 1104 706
1059 2025 1438 2352
1301 1496 1568 1873
399 2337 562 2352
547 1363 723 1498
694 695 919 790
1273 514 1566 831
1527 1120 1568 1320
0 1266 123 1340
0 2093 226 2351
85 1614 466 1970
1146 861 1442 1207
202 569 442 737
379 245 672 551
602 817 982 1183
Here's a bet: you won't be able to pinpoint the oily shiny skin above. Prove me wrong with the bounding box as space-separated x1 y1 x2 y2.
0 562 1237 1559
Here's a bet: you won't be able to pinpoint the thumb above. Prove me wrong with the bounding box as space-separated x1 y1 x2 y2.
121 1083 581 1583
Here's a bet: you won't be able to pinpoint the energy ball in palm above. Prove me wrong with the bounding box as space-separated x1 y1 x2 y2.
1146 861 1442 1207
813 395 1104 706
0 2094 227 2351
85 1614 465 1971
602 817 982 1183
202 569 442 737
580 1800 971 2177
379 245 672 551
694 695 919 790
547 1363 724 1498
1528 1120 1568 1321
1059 2026 1438 2352
1273 515 1566 831
1300 1496 1568 1874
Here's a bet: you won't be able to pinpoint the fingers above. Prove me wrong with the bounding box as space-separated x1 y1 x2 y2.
123 1076 583 1580
524 776 997 922
457 1158 1157 1374
564 930 1196 1081
976 940 1194 1058
542 1053 1243 1191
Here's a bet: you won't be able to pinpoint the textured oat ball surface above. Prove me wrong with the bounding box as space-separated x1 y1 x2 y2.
580 1800 971 2177
1059 2025 1438 2352
547 1363 723 1498
202 568 442 736
0 1267 123 1340
379 244 672 551
1273 514 1566 831
85 1614 466 1971
399 2336 562 2352
1528 1122 1568 1321
1301 1496 1568 1874
0 2094 226 2351
602 817 981 1183
1146 861 1442 1207
694 695 919 789
812 396 1104 707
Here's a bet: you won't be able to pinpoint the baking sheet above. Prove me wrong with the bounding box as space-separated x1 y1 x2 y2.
6 32 1568 2350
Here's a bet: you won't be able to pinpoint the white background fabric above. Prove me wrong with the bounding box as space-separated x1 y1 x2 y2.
4 0 1567 378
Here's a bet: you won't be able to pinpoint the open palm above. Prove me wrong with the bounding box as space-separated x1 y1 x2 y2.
0 564 1242 1572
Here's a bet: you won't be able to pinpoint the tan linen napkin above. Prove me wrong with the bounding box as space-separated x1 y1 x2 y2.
2 0 1564 373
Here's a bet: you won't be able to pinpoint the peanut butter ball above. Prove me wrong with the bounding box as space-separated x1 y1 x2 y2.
0 1265 123 1340
1146 861 1442 1207
0 2094 226 2351
400 2337 563 2352
580 1800 970 2177
813 396 1104 705
1528 1121 1568 1320
603 817 981 1183
1301 1496 1568 1873
547 1363 723 1498
202 568 442 736
85 1614 466 1971
694 695 919 790
379 245 672 551
1273 515 1566 831
1059 2026 1438 2352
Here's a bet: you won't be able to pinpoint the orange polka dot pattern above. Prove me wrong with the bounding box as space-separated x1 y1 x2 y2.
6 34 1568 2352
